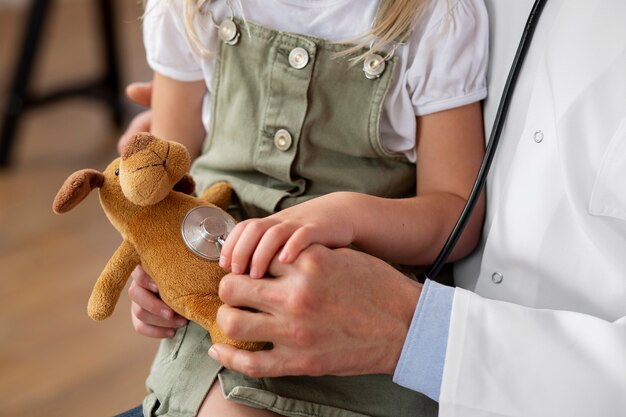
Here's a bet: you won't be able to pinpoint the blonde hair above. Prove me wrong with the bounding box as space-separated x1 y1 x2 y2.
342 0 430 60
174 0 430 62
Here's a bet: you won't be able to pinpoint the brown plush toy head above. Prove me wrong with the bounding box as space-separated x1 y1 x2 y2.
53 133 195 214
52 133 263 351
119 132 192 205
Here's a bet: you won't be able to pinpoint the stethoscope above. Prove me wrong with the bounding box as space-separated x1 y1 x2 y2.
182 0 549 278
420 0 548 281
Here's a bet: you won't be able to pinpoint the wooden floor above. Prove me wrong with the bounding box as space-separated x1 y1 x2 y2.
0 1 159 416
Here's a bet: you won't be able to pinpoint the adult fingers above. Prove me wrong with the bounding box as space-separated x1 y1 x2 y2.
216 304 283 345
219 273 283 314
208 343 302 379
125 82 152 107
267 242 327 278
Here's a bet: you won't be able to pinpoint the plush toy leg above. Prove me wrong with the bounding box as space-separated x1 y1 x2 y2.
88 239 139 321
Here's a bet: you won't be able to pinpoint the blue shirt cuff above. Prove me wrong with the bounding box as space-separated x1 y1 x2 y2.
392 279 455 401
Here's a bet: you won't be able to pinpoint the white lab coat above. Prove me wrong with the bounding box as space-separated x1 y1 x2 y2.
450 0 626 416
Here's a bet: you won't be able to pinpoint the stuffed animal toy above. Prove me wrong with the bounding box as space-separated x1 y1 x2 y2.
52 132 262 351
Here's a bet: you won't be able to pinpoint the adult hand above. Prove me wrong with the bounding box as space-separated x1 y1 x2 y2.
209 244 422 378
128 266 187 338
117 82 153 154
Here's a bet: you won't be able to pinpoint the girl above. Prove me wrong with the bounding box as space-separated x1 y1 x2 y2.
130 0 488 416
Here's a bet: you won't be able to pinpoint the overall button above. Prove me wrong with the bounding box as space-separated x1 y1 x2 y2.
363 54 386 79
533 130 544 143
274 129 293 151
218 20 240 45
289 47 309 69
491 272 504 284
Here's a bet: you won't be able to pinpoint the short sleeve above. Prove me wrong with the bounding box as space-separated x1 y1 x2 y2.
407 0 489 116
143 0 205 81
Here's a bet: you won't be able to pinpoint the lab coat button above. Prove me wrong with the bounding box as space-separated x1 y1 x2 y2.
274 129 293 151
533 130 544 143
289 47 309 69
491 272 504 284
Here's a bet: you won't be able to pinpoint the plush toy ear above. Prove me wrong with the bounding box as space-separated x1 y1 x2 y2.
52 169 104 214
173 173 196 195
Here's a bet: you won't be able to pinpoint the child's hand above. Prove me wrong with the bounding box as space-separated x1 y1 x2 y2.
128 266 188 338
219 193 355 278
117 82 153 154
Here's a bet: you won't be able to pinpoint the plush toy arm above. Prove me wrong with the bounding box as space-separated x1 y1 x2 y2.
88 239 139 321
199 181 232 211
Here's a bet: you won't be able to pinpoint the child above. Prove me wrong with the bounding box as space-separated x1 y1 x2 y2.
130 0 488 416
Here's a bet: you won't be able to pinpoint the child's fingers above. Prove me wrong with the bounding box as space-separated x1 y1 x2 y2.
230 220 270 274
131 265 159 293
279 227 315 263
128 280 176 321
250 224 293 278
128 283 187 339
133 307 187 332
220 221 248 270
125 81 152 107
131 315 175 339
131 306 182 339
128 266 187 339
118 111 152 154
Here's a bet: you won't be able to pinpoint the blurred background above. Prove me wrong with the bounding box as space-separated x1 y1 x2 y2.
0 0 159 415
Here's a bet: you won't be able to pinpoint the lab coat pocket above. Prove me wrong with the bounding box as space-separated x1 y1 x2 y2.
589 118 626 221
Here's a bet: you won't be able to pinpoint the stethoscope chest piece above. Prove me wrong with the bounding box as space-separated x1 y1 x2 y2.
181 206 236 261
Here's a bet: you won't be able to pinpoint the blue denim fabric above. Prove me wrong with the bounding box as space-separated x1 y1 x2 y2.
114 405 143 417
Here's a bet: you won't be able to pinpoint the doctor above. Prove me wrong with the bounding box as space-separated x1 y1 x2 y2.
125 0 626 415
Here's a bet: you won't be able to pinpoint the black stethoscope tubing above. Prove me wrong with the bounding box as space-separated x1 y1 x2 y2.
421 0 549 281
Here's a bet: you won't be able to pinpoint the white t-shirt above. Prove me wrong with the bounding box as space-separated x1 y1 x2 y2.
143 0 488 162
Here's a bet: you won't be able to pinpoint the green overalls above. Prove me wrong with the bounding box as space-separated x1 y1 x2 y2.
143 18 437 417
